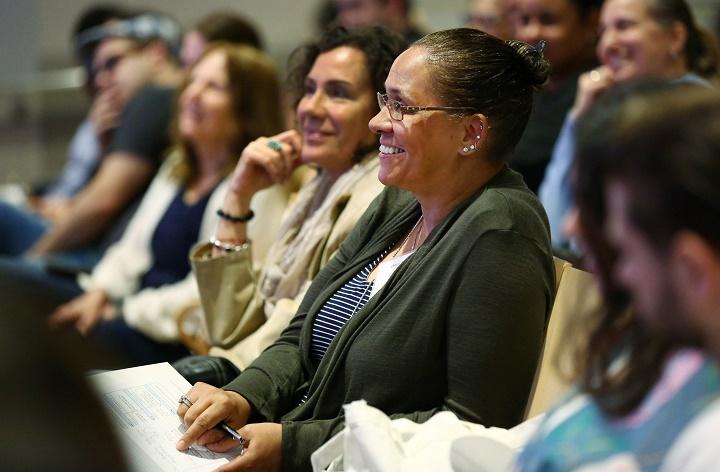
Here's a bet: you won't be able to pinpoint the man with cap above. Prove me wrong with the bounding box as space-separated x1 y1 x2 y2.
14 11 184 269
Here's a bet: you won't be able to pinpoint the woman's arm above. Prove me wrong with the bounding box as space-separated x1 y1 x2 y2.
272 229 552 469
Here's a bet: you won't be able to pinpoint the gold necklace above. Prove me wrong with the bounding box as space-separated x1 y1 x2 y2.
392 215 424 258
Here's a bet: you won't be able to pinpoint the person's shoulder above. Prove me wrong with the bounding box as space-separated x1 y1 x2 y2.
660 397 720 472
127 85 176 108
470 167 549 235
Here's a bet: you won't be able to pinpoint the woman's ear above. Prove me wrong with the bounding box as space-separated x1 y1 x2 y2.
459 113 488 155
668 21 688 61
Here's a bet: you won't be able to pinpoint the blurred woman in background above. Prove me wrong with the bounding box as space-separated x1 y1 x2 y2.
46 43 289 366
539 0 718 252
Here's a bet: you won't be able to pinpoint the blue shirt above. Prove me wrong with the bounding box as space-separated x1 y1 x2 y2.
140 188 212 289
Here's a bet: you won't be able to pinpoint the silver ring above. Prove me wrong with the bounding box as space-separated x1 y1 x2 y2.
267 140 282 152
589 69 601 82
179 394 193 408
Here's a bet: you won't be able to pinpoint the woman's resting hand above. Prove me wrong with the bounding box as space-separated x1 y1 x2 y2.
48 288 112 335
176 382 252 451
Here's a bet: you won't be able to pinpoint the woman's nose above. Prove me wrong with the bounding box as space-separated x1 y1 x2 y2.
299 91 326 117
368 106 391 134
518 21 542 44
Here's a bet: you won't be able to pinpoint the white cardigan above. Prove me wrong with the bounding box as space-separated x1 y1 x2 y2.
80 158 291 342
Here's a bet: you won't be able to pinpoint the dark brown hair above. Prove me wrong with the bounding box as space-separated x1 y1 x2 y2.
414 28 550 160
286 25 408 108
173 43 283 184
194 10 263 51
570 82 720 415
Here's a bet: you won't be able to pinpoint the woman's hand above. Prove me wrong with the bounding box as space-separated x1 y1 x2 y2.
570 66 614 120
214 423 282 472
229 130 303 201
176 382 252 452
48 289 111 335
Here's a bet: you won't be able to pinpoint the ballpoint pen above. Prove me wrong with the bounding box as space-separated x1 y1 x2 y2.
179 394 246 456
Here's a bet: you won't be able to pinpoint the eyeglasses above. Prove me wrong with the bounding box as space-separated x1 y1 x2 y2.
377 92 476 121
92 45 143 77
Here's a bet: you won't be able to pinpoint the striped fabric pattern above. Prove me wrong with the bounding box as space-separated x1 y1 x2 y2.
309 251 387 363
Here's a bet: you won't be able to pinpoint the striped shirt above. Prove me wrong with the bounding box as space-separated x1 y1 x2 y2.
309 250 388 364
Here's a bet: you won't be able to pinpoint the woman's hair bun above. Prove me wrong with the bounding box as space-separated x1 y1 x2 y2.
505 39 551 87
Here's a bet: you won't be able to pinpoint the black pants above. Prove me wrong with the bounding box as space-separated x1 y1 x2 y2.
172 355 242 387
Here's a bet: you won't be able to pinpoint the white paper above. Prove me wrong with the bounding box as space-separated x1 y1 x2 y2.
90 362 239 472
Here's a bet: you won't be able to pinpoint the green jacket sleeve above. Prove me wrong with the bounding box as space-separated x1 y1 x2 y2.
222 198 378 421
273 228 551 469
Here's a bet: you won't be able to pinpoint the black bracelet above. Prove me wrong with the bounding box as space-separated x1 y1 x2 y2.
216 208 255 223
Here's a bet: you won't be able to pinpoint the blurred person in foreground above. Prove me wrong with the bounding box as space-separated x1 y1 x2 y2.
516 84 720 471
175 27 554 471
172 26 405 387
1 305 128 470
538 0 718 252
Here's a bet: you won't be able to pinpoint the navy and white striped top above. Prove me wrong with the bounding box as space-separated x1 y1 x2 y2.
309 250 388 364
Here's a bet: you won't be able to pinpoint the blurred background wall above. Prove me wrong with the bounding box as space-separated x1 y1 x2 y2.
0 0 716 187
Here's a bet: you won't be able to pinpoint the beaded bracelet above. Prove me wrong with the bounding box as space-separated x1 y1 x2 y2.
209 236 250 253
217 208 255 223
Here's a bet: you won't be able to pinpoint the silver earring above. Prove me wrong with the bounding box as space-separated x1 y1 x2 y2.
469 144 476 150
462 146 469 153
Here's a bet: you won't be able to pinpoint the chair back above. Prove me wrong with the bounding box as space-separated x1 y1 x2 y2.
524 262 600 419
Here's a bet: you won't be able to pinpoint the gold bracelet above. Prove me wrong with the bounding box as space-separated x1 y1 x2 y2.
209 236 250 253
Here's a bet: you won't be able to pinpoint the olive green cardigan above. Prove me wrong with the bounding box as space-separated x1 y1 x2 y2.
225 167 555 470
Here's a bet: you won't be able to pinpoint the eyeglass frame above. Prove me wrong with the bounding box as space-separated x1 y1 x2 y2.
377 92 477 121
91 42 147 77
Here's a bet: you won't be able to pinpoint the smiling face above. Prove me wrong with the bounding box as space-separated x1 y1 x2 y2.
512 0 596 77
296 46 378 176
597 0 685 81
368 46 468 194
179 50 239 148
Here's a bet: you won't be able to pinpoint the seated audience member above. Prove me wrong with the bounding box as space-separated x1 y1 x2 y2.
0 12 184 269
538 0 718 251
510 0 601 193
37 44 287 367
28 4 132 222
515 85 720 471
333 0 426 42
173 26 406 386
181 10 264 69
466 0 514 39
176 28 554 470
0 308 128 470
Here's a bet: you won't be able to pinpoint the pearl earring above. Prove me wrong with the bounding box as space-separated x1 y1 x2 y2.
462 146 469 153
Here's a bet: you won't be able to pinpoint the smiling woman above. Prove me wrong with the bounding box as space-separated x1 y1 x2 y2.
176 28 555 472
539 0 718 252
172 25 407 390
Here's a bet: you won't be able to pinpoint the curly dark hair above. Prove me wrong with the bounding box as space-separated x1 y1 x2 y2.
286 25 408 109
